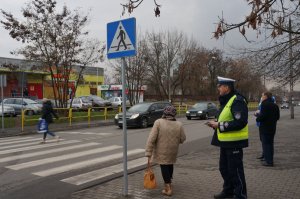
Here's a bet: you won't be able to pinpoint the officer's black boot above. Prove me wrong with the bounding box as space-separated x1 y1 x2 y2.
214 192 234 199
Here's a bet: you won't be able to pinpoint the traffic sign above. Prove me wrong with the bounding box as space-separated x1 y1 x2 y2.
107 18 136 59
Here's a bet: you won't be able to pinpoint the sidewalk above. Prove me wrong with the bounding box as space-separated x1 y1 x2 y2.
0 120 114 138
72 113 300 199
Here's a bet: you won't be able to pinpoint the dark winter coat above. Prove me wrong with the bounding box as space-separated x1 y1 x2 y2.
41 101 58 124
256 98 280 134
211 90 249 148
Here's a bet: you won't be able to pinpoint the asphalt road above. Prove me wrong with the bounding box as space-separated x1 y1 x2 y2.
0 108 294 199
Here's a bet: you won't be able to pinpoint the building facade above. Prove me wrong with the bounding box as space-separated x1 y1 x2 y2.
0 57 104 99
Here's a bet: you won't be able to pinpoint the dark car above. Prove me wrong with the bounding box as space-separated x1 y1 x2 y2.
280 103 289 109
186 102 218 120
79 95 112 108
114 101 172 128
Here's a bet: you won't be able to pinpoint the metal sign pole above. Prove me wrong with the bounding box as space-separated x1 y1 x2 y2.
121 57 128 196
1 75 4 133
107 18 136 197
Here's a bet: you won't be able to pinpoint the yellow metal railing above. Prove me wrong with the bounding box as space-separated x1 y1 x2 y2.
21 107 123 132
21 103 259 132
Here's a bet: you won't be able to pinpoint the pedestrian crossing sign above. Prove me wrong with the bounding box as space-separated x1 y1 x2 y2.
107 17 136 59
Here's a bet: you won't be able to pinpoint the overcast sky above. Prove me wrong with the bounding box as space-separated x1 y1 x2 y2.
0 0 298 90
0 0 253 58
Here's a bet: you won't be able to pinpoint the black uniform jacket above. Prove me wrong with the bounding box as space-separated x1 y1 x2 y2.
256 98 280 134
41 101 58 124
211 90 249 148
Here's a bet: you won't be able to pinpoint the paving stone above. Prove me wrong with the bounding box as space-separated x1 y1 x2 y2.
72 113 300 199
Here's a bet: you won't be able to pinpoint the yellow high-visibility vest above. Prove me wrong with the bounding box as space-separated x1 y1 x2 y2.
217 95 248 142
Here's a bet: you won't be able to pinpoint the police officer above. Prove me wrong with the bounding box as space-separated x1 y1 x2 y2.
207 76 248 199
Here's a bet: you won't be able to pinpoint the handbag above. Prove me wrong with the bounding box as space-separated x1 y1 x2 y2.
37 118 48 133
144 159 157 189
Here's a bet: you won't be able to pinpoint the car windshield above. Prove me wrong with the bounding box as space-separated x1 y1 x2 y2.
82 99 89 103
128 103 151 113
192 103 207 109
24 99 38 104
90 96 104 101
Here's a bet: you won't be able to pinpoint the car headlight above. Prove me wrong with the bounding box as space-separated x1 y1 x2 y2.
115 114 119 119
198 111 203 114
130 113 139 119
186 111 190 114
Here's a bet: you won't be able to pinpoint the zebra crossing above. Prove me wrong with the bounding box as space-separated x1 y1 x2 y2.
0 135 147 187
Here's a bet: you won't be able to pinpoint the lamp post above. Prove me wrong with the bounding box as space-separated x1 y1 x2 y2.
207 56 216 94
154 41 171 103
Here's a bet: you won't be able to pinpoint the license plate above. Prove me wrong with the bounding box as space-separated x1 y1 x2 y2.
118 121 123 124
191 114 196 116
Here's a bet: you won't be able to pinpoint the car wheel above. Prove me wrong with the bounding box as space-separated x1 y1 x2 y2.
187 116 191 120
118 125 122 129
26 110 34 116
141 117 148 128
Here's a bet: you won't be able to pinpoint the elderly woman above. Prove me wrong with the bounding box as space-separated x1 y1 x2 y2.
145 105 186 196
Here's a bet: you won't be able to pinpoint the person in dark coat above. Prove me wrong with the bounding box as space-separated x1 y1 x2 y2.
23 88 29 97
207 76 248 199
255 92 280 166
41 98 59 143
255 96 276 160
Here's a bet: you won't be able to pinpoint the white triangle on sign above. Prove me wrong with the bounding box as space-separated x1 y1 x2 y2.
108 22 134 54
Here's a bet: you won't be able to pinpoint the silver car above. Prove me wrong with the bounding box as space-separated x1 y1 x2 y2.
108 97 130 108
0 105 16 116
2 98 41 115
69 98 92 110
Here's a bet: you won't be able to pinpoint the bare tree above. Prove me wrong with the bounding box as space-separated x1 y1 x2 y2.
214 0 300 39
121 0 161 17
0 0 104 107
173 36 199 104
109 37 149 105
145 30 184 102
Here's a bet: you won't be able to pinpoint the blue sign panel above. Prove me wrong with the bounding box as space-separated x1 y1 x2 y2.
107 17 136 59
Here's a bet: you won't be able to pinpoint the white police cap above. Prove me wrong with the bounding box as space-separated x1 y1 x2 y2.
217 76 235 86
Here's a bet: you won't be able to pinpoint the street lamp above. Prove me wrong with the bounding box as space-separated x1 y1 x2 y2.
154 41 171 103
207 56 216 94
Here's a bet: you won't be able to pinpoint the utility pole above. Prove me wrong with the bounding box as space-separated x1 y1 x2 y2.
289 17 294 119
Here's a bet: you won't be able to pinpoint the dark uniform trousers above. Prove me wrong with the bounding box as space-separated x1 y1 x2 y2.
261 133 275 164
220 147 247 199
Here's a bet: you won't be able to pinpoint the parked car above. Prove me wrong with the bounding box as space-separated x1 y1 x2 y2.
79 95 112 108
280 103 289 109
108 97 130 107
69 98 92 110
186 102 218 120
114 101 171 128
2 98 41 115
0 105 16 117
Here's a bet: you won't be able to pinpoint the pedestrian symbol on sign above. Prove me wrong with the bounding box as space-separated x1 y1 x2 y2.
107 17 136 59
108 22 133 54
116 26 127 51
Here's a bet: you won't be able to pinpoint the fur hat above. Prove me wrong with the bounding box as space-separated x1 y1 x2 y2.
163 105 177 117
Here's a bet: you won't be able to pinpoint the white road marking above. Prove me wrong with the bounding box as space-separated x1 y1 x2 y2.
33 149 145 177
0 138 41 146
0 142 100 163
0 139 61 150
61 157 147 185
0 136 33 143
0 140 79 155
7 145 121 170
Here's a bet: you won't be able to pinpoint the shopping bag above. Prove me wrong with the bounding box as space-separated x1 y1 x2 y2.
37 118 48 133
144 159 157 189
